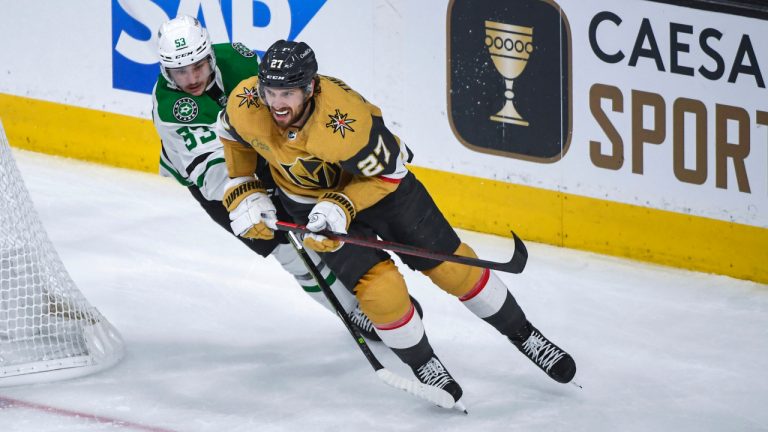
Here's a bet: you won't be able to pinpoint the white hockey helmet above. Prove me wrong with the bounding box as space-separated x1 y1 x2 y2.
157 15 216 88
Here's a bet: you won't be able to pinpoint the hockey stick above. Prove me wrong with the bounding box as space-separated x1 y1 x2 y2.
285 232 467 412
277 221 527 274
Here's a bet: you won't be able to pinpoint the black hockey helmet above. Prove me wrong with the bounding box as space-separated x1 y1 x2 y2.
258 40 318 90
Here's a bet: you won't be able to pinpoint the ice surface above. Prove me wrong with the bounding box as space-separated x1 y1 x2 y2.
1 150 766 432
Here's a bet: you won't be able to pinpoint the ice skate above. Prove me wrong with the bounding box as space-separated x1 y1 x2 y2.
510 322 576 384
411 355 464 406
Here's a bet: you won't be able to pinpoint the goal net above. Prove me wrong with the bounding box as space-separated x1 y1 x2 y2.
0 119 124 387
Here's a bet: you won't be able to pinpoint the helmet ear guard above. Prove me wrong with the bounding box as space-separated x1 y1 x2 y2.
157 15 216 89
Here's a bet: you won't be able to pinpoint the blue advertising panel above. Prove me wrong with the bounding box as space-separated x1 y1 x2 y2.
111 0 326 94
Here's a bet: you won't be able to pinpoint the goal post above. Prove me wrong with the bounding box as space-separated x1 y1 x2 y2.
0 119 124 387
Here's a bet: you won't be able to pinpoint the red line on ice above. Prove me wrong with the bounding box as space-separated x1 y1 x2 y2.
0 396 180 432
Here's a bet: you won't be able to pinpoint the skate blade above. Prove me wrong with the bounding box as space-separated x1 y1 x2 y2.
453 400 469 414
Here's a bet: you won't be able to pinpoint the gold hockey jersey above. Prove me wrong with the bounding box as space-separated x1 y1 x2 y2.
217 75 411 212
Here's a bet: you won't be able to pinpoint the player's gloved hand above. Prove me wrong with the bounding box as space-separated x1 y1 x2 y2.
304 192 356 253
223 176 277 240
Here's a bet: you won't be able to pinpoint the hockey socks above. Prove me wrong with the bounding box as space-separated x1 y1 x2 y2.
271 243 379 339
460 268 527 334
375 304 464 404
272 243 357 312
348 296 424 342
460 268 576 383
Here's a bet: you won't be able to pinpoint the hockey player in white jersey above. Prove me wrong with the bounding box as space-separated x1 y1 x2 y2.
149 16 400 338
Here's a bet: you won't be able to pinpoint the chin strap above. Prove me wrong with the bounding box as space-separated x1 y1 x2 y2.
204 68 226 106
289 96 315 128
205 82 227 107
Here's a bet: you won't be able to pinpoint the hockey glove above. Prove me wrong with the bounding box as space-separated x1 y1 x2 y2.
223 177 277 240
304 192 355 253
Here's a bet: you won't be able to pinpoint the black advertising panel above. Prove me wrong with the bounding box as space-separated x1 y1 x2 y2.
447 0 572 162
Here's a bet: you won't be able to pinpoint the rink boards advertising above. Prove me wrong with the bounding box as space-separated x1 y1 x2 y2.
0 0 765 283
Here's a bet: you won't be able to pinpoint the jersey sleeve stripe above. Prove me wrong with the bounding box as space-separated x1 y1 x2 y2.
378 176 402 184
160 158 193 186
195 158 226 188
160 144 173 165
186 152 214 176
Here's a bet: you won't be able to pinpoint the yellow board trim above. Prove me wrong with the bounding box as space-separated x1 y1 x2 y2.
413 166 767 284
2 93 766 283
0 93 159 173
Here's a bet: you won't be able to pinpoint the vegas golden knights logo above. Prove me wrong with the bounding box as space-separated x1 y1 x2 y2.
447 0 572 162
280 156 342 189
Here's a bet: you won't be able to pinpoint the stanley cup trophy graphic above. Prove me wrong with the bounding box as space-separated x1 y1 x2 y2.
485 20 534 126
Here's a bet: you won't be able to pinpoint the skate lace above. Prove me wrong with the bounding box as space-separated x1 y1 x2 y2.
522 331 565 373
416 358 452 389
348 307 374 334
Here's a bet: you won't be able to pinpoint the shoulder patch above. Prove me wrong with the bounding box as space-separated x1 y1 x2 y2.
235 86 260 108
231 42 255 58
173 97 199 122
325 109 356 138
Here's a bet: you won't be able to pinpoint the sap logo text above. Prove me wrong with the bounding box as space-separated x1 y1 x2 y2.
112 0 326 94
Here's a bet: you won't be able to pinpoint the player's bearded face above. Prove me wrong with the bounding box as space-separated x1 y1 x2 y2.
262 86 309 128
168 58 213 96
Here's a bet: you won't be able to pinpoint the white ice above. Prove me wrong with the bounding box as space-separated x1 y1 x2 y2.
1 150 767 432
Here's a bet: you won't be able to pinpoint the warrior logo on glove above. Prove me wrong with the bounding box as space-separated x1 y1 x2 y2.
304 192 355 252
222 177 278 240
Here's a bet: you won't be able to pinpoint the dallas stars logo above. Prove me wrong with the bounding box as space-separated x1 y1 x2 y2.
325 109 356 138
172 97 198 122
280 156 342 189
236 86 260 108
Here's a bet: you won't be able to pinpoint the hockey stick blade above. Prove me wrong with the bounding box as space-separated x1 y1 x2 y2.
275 221 528 274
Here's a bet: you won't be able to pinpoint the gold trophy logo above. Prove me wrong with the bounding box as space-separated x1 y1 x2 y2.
485 21 534 126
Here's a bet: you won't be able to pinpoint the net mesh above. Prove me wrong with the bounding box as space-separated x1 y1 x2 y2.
0 120 123 385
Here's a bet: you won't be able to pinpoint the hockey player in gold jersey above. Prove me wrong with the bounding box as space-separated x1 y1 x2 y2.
217 40 576 407
150 17 398 342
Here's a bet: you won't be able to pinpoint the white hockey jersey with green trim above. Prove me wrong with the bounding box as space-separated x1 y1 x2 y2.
151 42 259 200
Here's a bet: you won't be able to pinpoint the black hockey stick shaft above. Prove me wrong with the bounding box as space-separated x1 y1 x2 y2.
285 232 384 371
276 221 528 274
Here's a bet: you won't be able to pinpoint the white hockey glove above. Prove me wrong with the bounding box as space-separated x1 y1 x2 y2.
223 177 277 240
304 192 356 253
